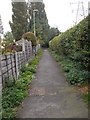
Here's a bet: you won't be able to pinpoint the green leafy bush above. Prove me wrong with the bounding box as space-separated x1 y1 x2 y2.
66 69 89 85
49 16 90 71
4 77 15 87
22 32 37 46
49 16 90 86
50 50 90 86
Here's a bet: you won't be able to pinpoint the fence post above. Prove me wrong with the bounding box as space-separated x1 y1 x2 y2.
10 53 15 81
5 55 9 80
22 38 25 51
27 42 29 61
15 52 19 79
22 39 26 62
29 41 32 58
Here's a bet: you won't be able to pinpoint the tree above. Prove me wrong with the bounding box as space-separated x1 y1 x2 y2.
9 0 28 41
3 31 14 44
28 0 50 46
48 27 60 40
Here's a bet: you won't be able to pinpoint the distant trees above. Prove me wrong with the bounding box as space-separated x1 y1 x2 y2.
9 0 28 41
48 27 60 41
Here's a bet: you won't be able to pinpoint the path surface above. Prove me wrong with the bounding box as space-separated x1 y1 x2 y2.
16 49 88 118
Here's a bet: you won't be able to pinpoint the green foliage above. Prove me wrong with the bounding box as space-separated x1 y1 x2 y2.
9 1 28 41
2 72 31 118
2 48 43 118
22 32 37 46
83 93 90 104
66 69 89 85
20 65 36 75
4 77 15 87
50 50 90 86
49 48 90 105
48 27 60 40
2 32 15 54
49 16 90 71
3 31 14 44
28 1 60 46
28 2 50 43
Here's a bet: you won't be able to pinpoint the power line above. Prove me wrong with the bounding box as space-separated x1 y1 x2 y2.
70 1 86 25
75 1 80 25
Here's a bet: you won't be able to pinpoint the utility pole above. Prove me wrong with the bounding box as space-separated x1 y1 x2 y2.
27 0 38 36
33 9 38 36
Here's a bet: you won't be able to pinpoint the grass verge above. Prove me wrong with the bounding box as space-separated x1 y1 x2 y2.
2 49 43 119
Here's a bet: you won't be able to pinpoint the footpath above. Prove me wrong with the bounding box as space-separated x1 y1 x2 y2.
16 49 88 118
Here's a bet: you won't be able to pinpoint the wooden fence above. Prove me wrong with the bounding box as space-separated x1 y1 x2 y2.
0 40 40 87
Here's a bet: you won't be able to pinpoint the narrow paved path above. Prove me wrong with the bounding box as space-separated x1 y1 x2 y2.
16 49 88 118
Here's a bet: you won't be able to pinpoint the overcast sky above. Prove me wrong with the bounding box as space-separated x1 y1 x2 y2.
0 0 89 34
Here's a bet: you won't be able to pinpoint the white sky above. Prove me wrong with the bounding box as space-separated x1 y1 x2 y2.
0 0 89 34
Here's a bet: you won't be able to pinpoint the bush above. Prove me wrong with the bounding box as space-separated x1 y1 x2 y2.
22 32 37 46
50 50 90 86
49 16 90 71
66 69 89 85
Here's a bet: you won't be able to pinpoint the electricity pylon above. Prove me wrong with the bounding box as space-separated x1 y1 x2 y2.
70 1 86 25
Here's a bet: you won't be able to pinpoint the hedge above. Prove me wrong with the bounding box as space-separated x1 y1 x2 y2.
49 15 90 71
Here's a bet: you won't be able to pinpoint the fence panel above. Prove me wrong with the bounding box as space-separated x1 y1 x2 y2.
0 40 40 87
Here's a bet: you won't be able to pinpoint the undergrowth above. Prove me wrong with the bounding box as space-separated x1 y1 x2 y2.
49 49 90 103
2 49 43 119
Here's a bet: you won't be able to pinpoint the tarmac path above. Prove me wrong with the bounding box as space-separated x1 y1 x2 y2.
16 49 88 118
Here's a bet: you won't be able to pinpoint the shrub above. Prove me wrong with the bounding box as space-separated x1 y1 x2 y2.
49 16 90 71
50 50 90 86
66 69 89 85
22 32 37 46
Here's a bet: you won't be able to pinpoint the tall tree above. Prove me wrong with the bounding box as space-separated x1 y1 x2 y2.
9 0 28 41
28 0 50 45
